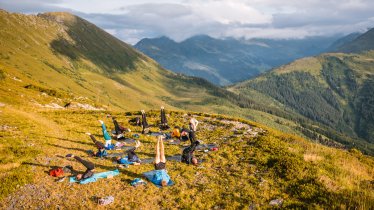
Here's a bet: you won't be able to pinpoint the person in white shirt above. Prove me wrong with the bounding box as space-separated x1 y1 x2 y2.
188 114 199 131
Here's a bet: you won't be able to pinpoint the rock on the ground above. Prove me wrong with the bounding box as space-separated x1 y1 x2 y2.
269 198 283 207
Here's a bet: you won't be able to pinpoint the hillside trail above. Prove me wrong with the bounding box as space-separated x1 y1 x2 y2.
0 107 84 209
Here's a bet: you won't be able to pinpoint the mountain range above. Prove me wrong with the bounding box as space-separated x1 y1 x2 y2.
0 9 373 208
135 35 343 85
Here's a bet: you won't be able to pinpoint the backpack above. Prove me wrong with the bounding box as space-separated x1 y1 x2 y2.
49 168 64 177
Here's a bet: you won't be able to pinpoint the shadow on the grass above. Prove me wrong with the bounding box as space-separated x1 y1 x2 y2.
135 151 154 158
47 143 88 153
45 135 92 146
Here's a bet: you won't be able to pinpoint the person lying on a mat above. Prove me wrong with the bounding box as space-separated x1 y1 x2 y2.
141 110 149 134
66 154 95 180
111 116 131 139
171 126 181 139
152 136 170 187
86 132 107 157
180 128 196 145
99 120 114 148
159 106 170 130
181 140 200 165
116 140 141 165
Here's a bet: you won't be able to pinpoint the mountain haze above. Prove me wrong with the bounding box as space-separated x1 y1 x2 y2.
135 35 341 85
337 28 374 53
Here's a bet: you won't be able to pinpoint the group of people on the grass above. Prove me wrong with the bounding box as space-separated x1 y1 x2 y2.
65 107 200 187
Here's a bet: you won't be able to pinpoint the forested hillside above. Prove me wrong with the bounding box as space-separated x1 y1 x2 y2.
232 52 374 154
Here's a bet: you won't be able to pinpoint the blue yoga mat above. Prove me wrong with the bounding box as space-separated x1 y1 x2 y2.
69 169 120 184
143 170 174 187
117 156 136 165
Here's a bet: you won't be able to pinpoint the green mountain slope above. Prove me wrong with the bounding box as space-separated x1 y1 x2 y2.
337 28 374 53
232 52 374 154
0 10 373 209
0 10 239 113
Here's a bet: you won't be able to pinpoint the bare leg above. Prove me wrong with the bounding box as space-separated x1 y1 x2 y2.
160 136 166 163
155 137 160 164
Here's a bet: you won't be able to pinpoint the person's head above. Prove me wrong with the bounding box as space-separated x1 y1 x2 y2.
192 157 198 166
115 156 121 161
187 113 192 117
76 174 83 180
181 130 188 136
161 179 168 187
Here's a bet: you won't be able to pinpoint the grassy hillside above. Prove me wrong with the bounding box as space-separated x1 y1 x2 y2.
232 52 374 155
0 10 239 113
0 10 373 209
0 107 373 209
0 9 308 139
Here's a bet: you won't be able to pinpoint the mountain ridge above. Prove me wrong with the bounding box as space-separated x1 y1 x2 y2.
135 35 342 85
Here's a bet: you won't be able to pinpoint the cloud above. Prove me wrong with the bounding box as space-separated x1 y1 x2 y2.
1 0 374 44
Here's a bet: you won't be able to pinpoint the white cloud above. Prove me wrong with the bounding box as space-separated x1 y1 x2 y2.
1 0 374 44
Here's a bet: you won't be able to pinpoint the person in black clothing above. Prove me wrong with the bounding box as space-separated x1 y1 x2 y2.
180 128 196 145
111 117 130 139
141 110 149 134
115 140 141 165
86 132 107 157
66 154 95 180
181 140 199 165
159 106 170 130
129 117 141 126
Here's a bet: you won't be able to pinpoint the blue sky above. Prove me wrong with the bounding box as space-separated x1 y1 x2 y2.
1 0 374 44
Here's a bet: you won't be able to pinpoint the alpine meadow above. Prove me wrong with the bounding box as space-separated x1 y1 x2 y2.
0 6 373 210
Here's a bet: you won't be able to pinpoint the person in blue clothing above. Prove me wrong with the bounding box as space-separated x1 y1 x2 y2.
152 136 170 187
99 120 113 149
85 132 107 157
116 140 141 166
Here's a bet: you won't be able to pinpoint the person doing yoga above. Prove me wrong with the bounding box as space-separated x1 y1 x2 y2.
86 132 107 157
152 136 170 187
181 140 199 165
116 140 141 165
160 106 170 130
65 154 95 180
141 110 149 134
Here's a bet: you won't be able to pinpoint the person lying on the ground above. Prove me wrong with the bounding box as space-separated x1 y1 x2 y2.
86 132 107 157
65 154 95 180
181 140 200 165
188 114 199 132
159 106 170 130
115 140 142 166
129 117 141 126
111 116 131 139
152 136 170 187
171 126 181 139
141 110 149 134
180 128 196 145
99 120 114 148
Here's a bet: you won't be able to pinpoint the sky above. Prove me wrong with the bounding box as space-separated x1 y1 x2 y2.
1 0 374 44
